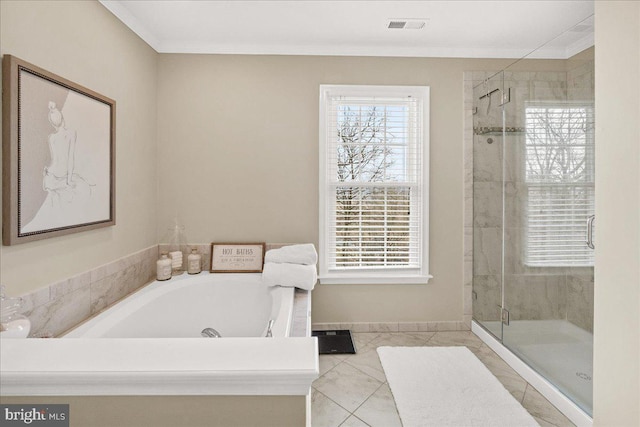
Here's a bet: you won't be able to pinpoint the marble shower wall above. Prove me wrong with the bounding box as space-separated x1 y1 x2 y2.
470 72 505 324
467 62 595 333
567 59 595 102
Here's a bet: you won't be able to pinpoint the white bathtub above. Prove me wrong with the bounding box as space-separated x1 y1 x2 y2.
64 272 293 339
1 272 317 399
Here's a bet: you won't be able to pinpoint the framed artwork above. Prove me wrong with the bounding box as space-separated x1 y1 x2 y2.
2 55 116 245
210 243 266 273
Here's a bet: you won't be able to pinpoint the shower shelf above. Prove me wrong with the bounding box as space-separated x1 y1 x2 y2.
474 126 525 135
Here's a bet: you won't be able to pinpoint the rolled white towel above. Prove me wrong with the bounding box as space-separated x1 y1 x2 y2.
262 262 318 291
264 244 318 265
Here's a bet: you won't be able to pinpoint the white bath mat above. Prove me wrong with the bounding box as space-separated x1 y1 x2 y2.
377 346 539 427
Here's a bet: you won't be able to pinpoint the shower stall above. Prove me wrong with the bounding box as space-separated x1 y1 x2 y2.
467 19 595 425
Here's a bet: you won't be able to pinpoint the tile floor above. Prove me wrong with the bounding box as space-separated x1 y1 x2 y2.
311 331 576 427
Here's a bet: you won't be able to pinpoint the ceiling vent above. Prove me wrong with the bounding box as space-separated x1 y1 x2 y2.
388 20 426 30
388 21 406 29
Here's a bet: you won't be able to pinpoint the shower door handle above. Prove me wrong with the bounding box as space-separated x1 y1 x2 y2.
586 215 595 249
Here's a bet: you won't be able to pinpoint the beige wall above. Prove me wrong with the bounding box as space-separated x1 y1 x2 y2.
0 395 306 427
0 1 158 296
157 54 566 323
0 1 571 326
594 2 640 426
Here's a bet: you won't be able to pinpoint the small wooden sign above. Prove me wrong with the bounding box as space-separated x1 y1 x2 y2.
210 242 265 273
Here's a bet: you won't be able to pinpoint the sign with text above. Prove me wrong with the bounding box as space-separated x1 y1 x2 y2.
210 243 265 273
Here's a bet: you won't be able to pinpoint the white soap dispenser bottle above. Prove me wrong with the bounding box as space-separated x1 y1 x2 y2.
156 253 172 281
188 248 202 274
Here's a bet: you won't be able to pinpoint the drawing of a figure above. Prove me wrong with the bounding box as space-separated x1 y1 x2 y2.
21 102 95 233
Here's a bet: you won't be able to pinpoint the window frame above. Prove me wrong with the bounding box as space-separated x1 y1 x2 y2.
318 85 431 285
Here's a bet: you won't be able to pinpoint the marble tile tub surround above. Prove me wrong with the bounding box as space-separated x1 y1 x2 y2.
16 246 158 338
464 68 595 333
17 242 313 339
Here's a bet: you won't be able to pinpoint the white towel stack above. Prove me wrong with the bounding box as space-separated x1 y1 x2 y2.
169 251 183 269
262 244 318 291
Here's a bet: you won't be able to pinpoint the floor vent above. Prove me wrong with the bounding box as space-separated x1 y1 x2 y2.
312 330 357 354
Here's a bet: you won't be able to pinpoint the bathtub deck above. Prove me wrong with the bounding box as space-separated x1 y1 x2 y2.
0 337 318 396
291 289 312 338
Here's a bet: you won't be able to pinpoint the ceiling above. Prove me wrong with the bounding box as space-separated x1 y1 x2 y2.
99 0 594 59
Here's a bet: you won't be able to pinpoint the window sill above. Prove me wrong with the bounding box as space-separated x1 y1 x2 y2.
319 275 433 285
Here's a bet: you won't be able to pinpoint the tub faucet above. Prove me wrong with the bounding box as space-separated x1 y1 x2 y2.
265 319 274 338
201 327 221 338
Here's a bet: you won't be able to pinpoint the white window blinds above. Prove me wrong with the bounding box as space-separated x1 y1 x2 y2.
524 102 595 267
319 85 430 284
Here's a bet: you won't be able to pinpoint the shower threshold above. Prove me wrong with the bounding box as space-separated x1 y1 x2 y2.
473 319 593 427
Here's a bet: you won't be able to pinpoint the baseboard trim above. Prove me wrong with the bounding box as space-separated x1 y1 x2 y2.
312 320 470 333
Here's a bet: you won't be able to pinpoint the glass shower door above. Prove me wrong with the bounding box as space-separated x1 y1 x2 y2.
472 71 506 340
500 57 595 416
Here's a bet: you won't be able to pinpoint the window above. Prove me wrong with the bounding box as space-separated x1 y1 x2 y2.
319 85 430 284
524 102 595 267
